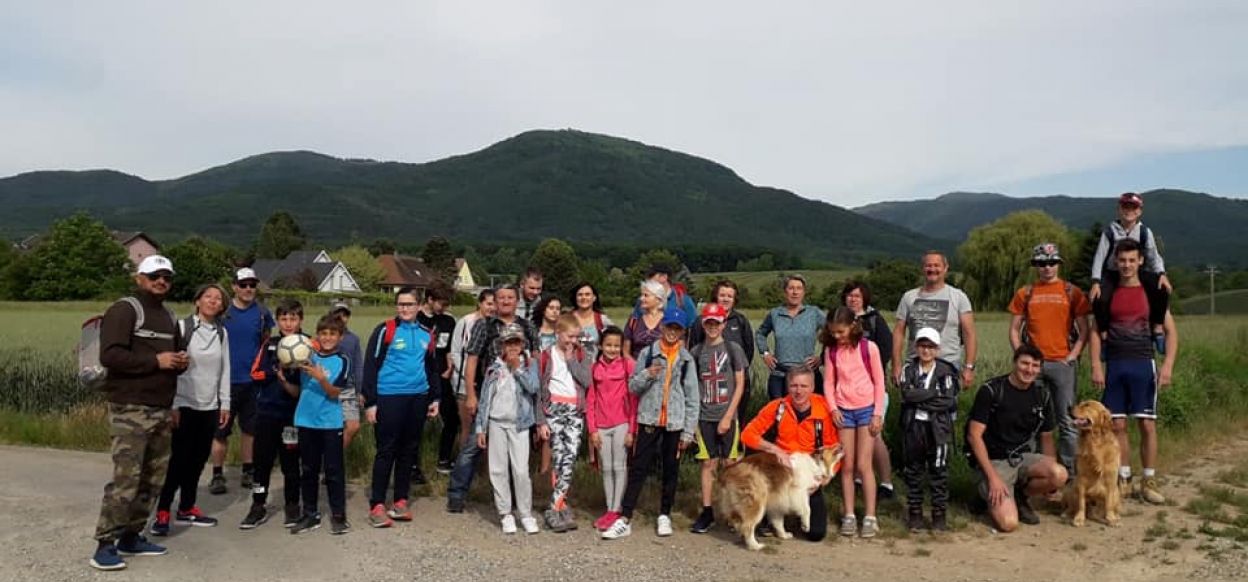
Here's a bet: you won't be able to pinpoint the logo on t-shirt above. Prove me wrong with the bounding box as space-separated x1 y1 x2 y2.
700 349 733 406
908 298 950 337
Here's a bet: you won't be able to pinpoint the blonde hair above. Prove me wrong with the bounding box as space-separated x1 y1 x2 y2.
555 313 580 333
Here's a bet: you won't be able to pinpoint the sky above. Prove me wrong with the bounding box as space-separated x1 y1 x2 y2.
3 1 1247 207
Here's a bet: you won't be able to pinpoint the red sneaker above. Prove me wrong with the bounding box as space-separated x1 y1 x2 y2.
595 511 618 531
368 504 394 528
150 510 171 536
175 506 218 527
387 499 413 522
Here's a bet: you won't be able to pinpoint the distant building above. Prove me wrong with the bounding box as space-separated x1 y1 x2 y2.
453 258 477 291
252 249 361 294
377 253 439 296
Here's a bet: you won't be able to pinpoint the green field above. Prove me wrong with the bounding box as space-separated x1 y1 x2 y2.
690 269 860 294
1180 289 1248 315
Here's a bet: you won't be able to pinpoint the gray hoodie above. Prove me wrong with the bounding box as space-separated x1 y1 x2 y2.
173 316 231 411
628 342 699 442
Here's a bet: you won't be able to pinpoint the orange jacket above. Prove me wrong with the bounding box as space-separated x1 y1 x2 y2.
741 394 840 454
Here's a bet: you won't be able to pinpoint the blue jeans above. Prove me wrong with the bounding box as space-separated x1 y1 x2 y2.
447 429 483 502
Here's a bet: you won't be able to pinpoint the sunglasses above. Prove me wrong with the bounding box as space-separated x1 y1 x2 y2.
235 281 257 289
143 273 173 282
1032 260 1060 268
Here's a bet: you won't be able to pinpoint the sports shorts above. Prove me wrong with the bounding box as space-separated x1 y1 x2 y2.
694 419 741 461
1103 359 1157 419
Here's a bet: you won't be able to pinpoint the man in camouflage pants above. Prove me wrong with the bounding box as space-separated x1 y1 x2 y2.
90 255 188 571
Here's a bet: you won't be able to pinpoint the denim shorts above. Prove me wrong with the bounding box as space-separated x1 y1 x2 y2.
839 405 875 428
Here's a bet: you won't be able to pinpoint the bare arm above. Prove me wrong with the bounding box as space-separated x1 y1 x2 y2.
891 318 907 384
960 311 977 385
1008 314 1024 351
1039 431 1057 458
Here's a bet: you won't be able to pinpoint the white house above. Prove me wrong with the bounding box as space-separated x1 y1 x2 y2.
252 250 361 294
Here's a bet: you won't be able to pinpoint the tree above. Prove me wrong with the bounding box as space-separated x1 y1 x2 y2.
629 248 684 283
22 213 131 300
863 259 921 312
163 237 239 302
1066 221 1102 291
332 245 385 292
528 238 581 299
366 238 397 257
957 210 1076 311
420 236 457 284
255 211 307 259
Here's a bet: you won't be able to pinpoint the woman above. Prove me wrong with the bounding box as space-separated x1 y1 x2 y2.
151 284 232 536
840 280 897 500
531 296 563 351
755 274 826 400
449 289 496 450
688 279 755 424
569 282 614 356
622 280 668 359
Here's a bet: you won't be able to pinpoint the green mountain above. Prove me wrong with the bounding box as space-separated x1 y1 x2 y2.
0 130 942 265
855 190 1247 268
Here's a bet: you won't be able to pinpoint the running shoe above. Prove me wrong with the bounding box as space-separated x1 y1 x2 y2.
330 515 351 535
175 506 218 527
116 534 167 556
208 472 227 495
89 543 126 571
289 515 322 535
600 517 631 540
149 510 171 537
656 514 673 537
368 504 394 528
388 499 413 521
240 504 269 530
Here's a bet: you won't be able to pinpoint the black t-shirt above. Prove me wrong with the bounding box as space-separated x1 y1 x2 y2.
417 311 456 376
969 375 1054 460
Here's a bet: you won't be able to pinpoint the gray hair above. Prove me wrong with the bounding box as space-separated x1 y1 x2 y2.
640 279 669 302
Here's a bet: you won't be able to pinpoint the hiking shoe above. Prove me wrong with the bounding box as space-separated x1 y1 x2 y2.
209 472 227 495
840 515 858 537
150 510 171 537
932 511 949 532
1140 477 1166 505
446 497 466 514
117 534 167 556
388 499 413 521
543 509 565 532
521 516 540 535
435 460 454 475
600 517 631 540
90 542 126 571
283 504 301 528
877 483 896 500
368 504 394 528
241 469 254 490
906 509 925 533
656 514 673 537
240 504 269 530
691 508 715 533
411 468 428 486
594 511 619 531
290 515 322 535
861 516 879 538
501 514 517 535
559 508 578 531
175 506 218 527
1118 476 1134 501
330 515 351 535
1015 491 1040 525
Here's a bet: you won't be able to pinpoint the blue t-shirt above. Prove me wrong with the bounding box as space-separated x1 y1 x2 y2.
376 320 434 397
223 302 274 385
294 350 349 429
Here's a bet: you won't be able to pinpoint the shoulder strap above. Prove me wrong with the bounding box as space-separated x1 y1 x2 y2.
382 318 398 347
593 311 604 333
858 339 872 383
119 297 144 332
813 418 824 452
762 400 787 444
539 349 551 379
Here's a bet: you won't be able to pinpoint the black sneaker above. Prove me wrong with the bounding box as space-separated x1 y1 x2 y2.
690 509 715 533
1015 489 1040 525
436 460 454 475
239 504 269 530
209 472 227 495
931 510 949 532
290 515 322 535
283 504 301 528
446 497 465 514
877 483 896 500
330 515 351 535
906 508 926 533
411 468 428 486
175 507 218 527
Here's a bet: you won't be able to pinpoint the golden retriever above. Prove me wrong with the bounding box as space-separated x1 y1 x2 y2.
716 447 842 550
1063 400 1121 527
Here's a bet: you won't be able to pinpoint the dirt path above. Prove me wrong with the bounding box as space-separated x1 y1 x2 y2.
1 437 1245 582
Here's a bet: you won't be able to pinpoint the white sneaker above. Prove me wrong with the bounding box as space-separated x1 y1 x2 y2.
656 514 673 537
500 514 517 535
600 516 631 540
520 516 539 534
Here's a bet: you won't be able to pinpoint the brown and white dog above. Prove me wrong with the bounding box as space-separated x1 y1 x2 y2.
1064 400 1121 527
716 447 842 550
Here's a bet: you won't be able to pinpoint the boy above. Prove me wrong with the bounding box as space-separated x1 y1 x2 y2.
601 308 699 540
538 314 592 532
290 314 353 535
330 301 364 448
897 327 959 532
240 299 305 530
1089 192 1171 349
688 303 747 534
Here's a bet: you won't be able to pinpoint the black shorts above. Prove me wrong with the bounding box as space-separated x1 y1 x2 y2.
215 382 257 439
694 419 741 461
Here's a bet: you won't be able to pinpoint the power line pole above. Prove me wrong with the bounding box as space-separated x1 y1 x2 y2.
1204 265 1219 315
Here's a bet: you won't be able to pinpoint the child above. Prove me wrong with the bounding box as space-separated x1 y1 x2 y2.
601 308 699 540
1089 192 1171 349
821 306 886 538
473 324 542 535
290 314 353 535
532 296 562 351
539 314 592 532
898 327 959 532
688 303 747 534
240 299 304 530
586 326 637 531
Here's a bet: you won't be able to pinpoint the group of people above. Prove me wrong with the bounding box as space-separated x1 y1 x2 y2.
89 192 1180 570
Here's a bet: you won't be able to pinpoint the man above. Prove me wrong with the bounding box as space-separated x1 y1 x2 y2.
1090 238 1178 504
893 251 978 388
446 284 541 512
331 301 364 448
515 268 544 321
632 263 698 328
90 255 187 571
1007 243 1091 473
966 344 1068 532
415 283 457 477
210 268 274 494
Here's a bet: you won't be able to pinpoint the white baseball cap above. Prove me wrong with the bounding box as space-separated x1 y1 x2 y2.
915 327 941 347
136 255 175 275
235 267 259 282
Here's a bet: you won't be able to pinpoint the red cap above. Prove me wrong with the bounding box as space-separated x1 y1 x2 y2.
1118 192 1143 207
700 303 728 323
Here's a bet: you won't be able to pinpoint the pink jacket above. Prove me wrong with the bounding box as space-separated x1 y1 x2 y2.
586 356 638 435
823 339 886 413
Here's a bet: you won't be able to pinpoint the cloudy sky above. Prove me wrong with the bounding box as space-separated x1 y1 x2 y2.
3 1 1246 206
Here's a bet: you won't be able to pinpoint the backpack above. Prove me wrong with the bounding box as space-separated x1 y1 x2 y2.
1103 223 1155 271
1019 282 1080 352
178 315 225 351
961 378 1051 468
78 297 177 390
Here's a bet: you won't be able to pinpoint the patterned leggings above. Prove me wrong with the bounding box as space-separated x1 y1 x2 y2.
546 403 583 511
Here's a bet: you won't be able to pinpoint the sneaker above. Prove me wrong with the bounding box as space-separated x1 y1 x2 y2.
559 508 578 531
175 506 218 527
435 460 454 475
368 504 394 528
906 509 925 533
931 510 949 532
600 516 631 540
388 499 413 521
209 472 227 495
289 515 322 535
543 509 566 532
116 534 167 556
90 542 126 571
330 515 351 535
501 514 517 535
877 483 896 500
594 511 618 531
860 516 879 538
240 504 269 530
691 508 715 533
283 504 301 528
150 510 171 537
521 516 540 534
1015 490 1040 525
1140 476 1166 505
411 468 428 486
241 470 254 490
840 515 858 537
446 497 466 514
656 514 673 537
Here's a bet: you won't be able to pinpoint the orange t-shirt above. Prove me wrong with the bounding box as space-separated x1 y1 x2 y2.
1008 279 1091 361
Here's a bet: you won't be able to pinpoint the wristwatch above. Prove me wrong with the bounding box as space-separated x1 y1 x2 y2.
965 363 976 371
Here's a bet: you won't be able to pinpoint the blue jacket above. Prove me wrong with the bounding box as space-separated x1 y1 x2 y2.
473 358 540 434
255 332 301 421
755 305 826 375
361 318 437 408
294 349 350 430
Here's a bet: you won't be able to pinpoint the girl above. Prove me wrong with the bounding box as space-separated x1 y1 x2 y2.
821 307 886 539
532 296 562 351
622 280 667 358
569 282 614 357
585 326 637 531
841 280 896 500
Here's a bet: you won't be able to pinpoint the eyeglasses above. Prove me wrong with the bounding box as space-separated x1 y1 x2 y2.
1031 261 1060 268
235 282 257 289
916 343 938 350
397 302 418 308
143 273 173 282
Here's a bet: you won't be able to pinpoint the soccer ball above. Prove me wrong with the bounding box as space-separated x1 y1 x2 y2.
276 334 313 368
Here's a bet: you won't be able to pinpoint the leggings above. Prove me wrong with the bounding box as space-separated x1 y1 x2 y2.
620 425 681 519
157 408 217 512
597 423 629 512
546 403 583 511
252 415 300 508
